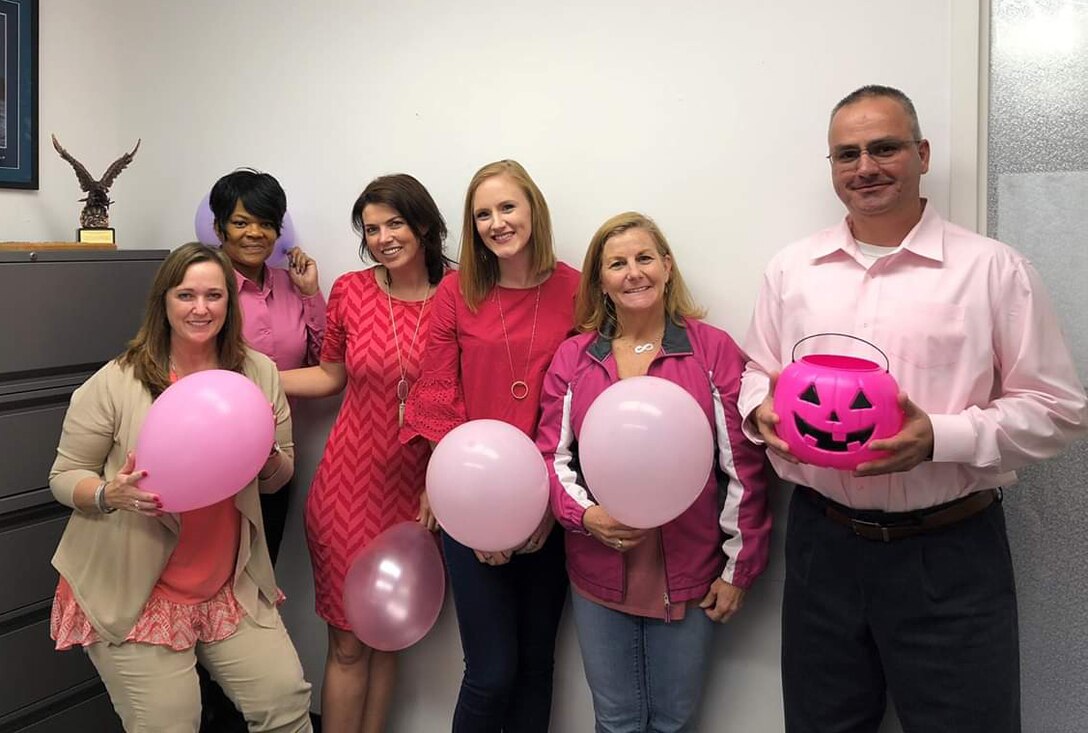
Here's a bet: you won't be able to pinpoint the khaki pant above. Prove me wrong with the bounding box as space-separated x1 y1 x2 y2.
87 612 312 733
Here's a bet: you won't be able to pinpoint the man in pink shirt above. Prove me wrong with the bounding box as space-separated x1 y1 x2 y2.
739 85 1086 733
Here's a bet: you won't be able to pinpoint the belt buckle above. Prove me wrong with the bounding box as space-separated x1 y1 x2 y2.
848 518 892 543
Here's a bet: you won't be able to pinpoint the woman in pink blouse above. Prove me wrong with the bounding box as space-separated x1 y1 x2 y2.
402 160 577 732
209 169 326 566
48 243 311 732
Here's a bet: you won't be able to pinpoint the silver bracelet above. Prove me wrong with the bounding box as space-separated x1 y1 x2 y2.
258 448 282 481
93 480 116 514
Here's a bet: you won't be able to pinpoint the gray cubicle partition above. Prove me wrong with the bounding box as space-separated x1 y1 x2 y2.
0 248 167 732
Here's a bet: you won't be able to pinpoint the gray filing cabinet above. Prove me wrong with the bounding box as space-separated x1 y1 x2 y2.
0 248 167 732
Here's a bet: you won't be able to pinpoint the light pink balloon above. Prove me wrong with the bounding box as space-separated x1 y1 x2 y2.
343 522 446 652
135 369 275 512
426 419 549 552
579 376 714 529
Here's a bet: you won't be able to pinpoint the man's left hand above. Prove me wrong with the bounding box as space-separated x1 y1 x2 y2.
854 392 934 477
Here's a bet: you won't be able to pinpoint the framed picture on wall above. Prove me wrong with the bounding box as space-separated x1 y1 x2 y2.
0 0 37 189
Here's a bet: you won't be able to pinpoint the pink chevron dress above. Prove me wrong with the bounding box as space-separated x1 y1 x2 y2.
305 269 434 630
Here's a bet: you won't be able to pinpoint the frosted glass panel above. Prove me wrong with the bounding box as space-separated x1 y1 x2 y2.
988 3 1088 732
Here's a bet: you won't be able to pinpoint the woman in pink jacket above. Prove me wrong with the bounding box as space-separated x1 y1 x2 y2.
536 212 771 733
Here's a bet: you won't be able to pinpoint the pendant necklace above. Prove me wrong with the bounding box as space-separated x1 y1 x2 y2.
386 274 432 427
627 329 663 355
495 284 542 401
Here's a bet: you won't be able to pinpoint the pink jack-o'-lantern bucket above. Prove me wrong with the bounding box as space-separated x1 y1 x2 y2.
773 334 904 470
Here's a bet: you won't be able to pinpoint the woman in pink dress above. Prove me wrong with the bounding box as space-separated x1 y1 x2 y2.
281 174 453 733
402 159 578 732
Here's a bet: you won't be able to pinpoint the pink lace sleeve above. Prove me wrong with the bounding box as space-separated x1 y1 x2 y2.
400 376 466 444
401 274 466 444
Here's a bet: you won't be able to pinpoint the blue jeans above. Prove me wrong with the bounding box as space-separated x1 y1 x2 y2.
443 527 568 733
571 591 715 733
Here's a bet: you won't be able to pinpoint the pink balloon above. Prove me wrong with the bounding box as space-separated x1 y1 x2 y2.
578 376 714 529
343 522 446 652
426 419 549 552
194 192 296 268
135 369 276 512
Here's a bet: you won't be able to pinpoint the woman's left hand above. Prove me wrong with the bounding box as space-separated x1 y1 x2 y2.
417 489 439 532
258 439 283 481
474 549 513 566
286 246 320 296
698 579 746 623
516 511 555 554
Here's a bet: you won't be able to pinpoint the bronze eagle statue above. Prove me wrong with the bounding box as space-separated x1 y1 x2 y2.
51 134 141 229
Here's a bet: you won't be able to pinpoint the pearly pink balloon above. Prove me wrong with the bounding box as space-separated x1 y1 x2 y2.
343 522 446 652
194 192 296 268
135 369 275 512
426 419 549 552
578 376 714 529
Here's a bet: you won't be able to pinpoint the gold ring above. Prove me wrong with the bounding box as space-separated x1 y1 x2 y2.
617 538 624 550
133 498 139 511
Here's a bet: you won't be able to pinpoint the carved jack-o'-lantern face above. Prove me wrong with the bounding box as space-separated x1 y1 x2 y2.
792 382 877 452
773 354 904 470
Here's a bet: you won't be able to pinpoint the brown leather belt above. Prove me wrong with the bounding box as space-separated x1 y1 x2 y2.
799 486 998 542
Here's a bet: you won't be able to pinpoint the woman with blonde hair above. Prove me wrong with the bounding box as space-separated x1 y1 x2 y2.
537 212 771 732
403 160 578 732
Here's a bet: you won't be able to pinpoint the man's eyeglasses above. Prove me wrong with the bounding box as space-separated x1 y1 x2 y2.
826 139 922 168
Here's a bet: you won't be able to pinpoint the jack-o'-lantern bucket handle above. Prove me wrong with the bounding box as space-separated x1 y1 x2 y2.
791 333 890 373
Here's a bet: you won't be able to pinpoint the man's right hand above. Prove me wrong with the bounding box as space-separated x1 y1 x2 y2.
750 373 798 464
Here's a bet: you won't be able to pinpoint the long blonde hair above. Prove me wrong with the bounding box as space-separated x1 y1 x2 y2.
575 212 704 336
119 243 246 396
458 160 556 310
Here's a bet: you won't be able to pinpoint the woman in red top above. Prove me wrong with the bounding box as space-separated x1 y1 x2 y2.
282 174 453 733
403 160 577 732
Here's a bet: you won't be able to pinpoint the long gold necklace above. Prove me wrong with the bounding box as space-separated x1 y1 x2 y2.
495 285 542 401
385 273 432 427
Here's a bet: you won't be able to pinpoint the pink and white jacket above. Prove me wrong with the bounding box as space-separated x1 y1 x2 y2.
536 318 771 604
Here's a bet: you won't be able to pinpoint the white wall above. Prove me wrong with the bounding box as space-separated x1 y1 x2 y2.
14 2 982 730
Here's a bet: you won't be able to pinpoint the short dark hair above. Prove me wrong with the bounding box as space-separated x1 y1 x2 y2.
351 174 454 285
209 168 287 238
830 85 923 139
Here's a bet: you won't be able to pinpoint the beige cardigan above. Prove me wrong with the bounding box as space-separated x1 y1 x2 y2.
49 349 295 645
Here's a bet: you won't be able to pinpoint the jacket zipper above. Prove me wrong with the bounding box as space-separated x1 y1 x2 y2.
660 531 672 623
